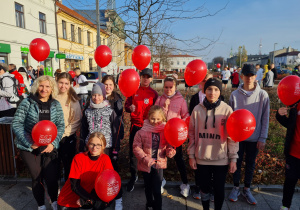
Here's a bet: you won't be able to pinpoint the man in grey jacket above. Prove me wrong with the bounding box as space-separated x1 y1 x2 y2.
264 66 274 88
228 64 270 205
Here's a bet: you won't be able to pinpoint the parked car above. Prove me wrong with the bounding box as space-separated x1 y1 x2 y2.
277 69 292 75
81 71 107 93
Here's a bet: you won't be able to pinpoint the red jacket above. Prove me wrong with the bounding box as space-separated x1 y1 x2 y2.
10 70 25 95
125 86 158 127
133 120 176 173
232 72 239 85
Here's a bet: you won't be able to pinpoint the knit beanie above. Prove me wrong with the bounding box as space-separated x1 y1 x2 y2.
204 78 222 93
91 82 106 98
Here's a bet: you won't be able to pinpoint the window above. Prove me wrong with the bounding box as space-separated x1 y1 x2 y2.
171 61 174 65
87 31 91 46
71 24 75 42
78 27 82 44
183 61 186 65
15 2 25 28
89 58 93 70
177 61 180 65
39 12 46 34
62 20 67 39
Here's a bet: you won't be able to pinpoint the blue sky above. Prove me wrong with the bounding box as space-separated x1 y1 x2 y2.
64 0 300 63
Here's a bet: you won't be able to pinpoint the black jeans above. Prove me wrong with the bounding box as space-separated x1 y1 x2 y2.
282 155 300 208
129 124 142 180
174 145 188 184
143 168 163 210
105 147 123 200
58 134 77 181
233 141 259 188
197 164 228 210
20 149 59 206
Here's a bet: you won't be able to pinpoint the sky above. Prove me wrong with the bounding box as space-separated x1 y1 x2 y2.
64 0 300 63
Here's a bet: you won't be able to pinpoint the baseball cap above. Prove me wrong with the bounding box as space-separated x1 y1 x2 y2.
140 68 153 77
242 64 256 75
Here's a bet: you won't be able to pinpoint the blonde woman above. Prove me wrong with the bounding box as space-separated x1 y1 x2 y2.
12 75 65 210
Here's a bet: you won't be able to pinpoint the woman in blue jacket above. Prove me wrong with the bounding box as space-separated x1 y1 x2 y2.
12 75 65 210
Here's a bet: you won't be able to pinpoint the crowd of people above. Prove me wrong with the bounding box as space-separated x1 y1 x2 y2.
0 62 298 210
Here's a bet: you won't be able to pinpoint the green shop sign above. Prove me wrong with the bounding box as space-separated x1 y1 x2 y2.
48 51 55 58
56 53 66 59
0 43 11 53
21 46 29 54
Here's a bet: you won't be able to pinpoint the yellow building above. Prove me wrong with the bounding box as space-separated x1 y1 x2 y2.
56 2 109 72
124 43 133 66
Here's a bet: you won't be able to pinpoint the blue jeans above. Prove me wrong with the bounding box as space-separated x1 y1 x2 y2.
233 141 259 188
78 94 88 109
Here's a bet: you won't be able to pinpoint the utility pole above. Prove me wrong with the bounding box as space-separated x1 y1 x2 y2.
96 0 102 82
239 46 242 67
273 43 278 64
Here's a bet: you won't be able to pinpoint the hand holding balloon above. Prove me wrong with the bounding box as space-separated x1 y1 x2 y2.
129 104 136 113
278 107 288 116
164 99 170 109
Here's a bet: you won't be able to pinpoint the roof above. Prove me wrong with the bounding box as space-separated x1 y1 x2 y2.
275 51 300 57
56 2 108 35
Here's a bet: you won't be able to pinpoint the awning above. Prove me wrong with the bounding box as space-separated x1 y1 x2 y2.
0 43 11 53
56 53 66 59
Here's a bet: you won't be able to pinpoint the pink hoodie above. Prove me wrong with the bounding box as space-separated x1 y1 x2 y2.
133 120 176 173
155 91 189 121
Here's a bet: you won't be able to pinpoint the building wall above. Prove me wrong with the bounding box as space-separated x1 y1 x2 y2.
0 0 59 72
167 56 202 72
56 10 109 72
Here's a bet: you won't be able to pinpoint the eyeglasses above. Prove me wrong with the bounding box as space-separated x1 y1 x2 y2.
88 143 103 148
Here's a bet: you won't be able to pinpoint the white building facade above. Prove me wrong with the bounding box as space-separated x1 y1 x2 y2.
0 0 59 74
165 55 202 72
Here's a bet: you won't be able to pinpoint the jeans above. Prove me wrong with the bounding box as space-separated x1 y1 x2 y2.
78 94 88 110
143 168 163 210
282 155 300 208
233 141 259 188
129 124 142 180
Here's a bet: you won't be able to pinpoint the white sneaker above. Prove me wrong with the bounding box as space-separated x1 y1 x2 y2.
115 198 123 210
180 183 190 198
38 205 46 210
161 178 166 194
51 201 58 210
280 206 289 210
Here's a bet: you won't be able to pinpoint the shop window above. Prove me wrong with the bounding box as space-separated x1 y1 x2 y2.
0 53 8 64
39 12 46 34
15 2 25 28
21 53 28 67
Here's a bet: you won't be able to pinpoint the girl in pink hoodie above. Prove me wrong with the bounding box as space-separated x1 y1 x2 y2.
155 76 190 197
133 105 176 210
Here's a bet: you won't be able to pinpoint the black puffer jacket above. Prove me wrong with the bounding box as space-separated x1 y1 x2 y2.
276 104 298 157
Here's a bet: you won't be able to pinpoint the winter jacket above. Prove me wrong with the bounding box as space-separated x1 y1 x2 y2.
80 101 120 151
133 120 176 173
125 86 158 127
276 104 298 158
12 95 65 152
231 72 240 85
0 72 16 111
229 83 270 143
264 70 274 87
155 91 189 121
9 69 24 95
56 94 81 138
19 72 32 92
187 101 239 165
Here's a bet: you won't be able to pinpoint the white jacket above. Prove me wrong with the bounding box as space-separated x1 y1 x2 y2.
0 72 17 111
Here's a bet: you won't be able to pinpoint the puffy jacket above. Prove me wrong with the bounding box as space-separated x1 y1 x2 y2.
9 70 24 95
155 91 189 121
133 120 176 173
12 96 65 152
0 72 16 110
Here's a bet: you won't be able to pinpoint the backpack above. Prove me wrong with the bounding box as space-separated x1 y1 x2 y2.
0 75 24 105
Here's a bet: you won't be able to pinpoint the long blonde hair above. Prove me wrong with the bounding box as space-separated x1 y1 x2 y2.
148 105 166 122
31 75 58 98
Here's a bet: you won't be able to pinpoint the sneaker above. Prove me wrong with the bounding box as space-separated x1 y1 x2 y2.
51 201 58 210
193 186 201 200
115 198 123 210
38 205 46 210
280 206 289 210
228 187 240 202
126 176 138 192
241 188 257 205
161 178 166 194
210 194 214 202
180 183 190 198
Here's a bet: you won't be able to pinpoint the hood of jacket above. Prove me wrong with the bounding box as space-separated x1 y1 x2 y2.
237 82 261 97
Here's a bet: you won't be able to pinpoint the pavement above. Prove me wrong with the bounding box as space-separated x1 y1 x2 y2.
0 179 300 210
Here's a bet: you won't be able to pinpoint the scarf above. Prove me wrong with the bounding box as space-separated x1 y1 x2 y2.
203 97 221 129
141 119 166 133
89 99 110 109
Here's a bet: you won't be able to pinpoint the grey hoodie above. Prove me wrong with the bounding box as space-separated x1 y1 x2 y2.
229 83 270 143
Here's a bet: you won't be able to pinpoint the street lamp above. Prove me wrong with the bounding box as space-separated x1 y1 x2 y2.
273 43 278 64
239 46 242 67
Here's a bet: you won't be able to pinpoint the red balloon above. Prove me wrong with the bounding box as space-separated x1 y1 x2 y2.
94 45 112 68
132 45 151 70
277 75 300 106
184 59 207 86
164 118 188 147
118 69 140 97
32 120 58 146
68 71 76 78
226 109 256 142
29 38 50 62
216 63 221 68
95 169 121 203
